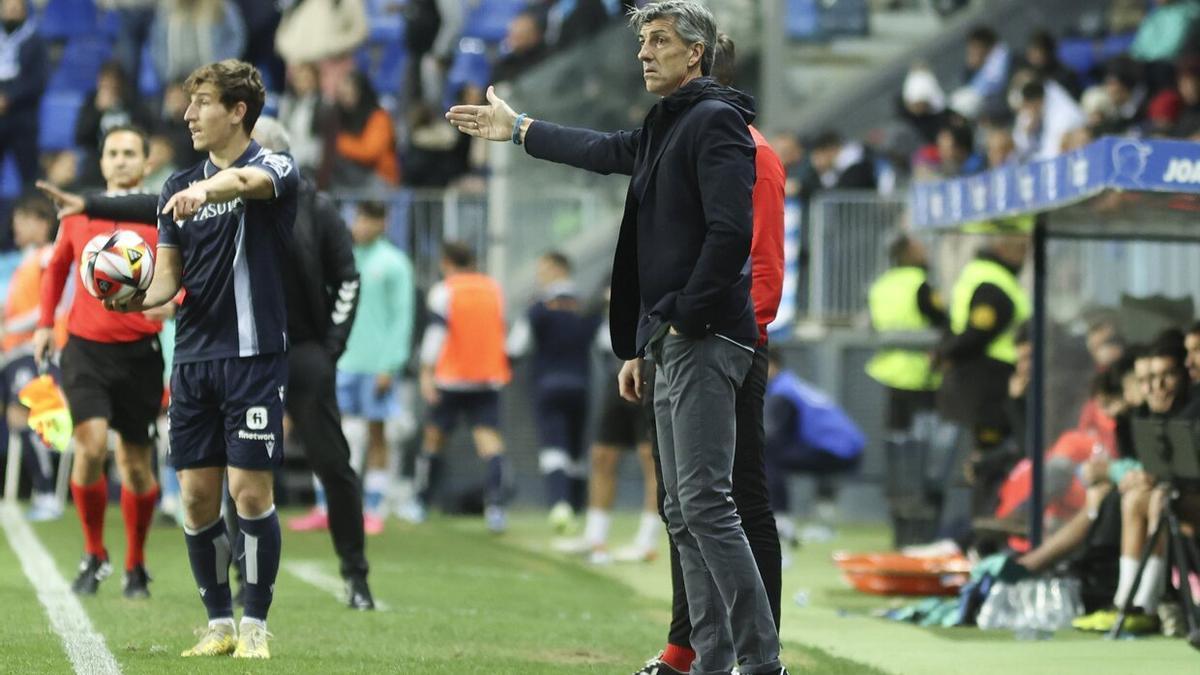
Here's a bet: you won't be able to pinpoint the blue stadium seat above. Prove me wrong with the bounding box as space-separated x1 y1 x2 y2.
356 41 407 96
47 36 112 93
1058 37 1097 78
447 39 491 93
365 0 405 43
785 0 820 40
98 8 122 38
462 0 527 44
38 91 86 151
137 43 161 97
0 156 19 199
1102 32 1136 60
37 0 99 41
787 0 869 41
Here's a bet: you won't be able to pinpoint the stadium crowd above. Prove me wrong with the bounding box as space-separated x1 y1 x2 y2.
779 0 1200 201
0 0 639 223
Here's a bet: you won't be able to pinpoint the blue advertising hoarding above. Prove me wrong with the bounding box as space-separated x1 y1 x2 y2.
910 137 1200 229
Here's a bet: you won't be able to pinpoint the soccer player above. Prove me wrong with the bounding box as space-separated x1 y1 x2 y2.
38 115 377 610
415 241 512 532
553 312 661 564
106 60 297 660
4 193 63 522
34 125 166 598
332 200 413 534
506 251 602 532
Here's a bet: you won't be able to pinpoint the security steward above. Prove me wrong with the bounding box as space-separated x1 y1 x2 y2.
935 220 1031 542
866 233 947 547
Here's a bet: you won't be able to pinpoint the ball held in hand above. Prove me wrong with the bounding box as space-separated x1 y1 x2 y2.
80 230 154 303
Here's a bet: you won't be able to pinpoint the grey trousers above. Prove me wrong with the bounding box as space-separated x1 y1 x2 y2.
652 333 781 675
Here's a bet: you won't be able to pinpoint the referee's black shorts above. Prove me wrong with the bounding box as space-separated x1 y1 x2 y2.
60 335 164 445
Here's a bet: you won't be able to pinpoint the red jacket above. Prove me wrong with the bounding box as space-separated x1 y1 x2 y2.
749 125 786 345
40 214 161 343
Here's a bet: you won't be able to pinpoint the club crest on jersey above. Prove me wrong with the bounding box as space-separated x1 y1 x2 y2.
261 153 294 177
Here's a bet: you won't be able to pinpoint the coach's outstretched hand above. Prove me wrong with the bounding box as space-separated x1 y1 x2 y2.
445 86 519 142
35 180 84 218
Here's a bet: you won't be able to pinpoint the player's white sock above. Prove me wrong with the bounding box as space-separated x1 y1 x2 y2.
364 470 390 516
311 475 327 514
209 617 236 630
583 509 611 548
240 617 266 631
1113 556 1140 608
342 418 367 475
634 510 661 550
1132 556 1166 612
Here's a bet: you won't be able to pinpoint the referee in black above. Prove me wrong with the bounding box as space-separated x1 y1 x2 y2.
37 116 376 610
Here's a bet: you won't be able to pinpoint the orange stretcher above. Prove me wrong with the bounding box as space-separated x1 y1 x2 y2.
833 552 972 596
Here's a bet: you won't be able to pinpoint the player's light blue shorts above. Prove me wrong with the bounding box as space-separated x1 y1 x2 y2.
336 371 400 421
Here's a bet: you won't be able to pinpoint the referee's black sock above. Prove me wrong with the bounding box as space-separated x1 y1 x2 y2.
183 516 234 621
238 506 281 623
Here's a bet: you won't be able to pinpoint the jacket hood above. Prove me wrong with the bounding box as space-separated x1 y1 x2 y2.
661 76 756 124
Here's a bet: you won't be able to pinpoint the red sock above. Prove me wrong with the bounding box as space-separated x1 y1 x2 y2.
661 643 695 673
121 484 159 571
70 479 108 558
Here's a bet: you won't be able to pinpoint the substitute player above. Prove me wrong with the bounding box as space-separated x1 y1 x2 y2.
34 125 166 599
106 60 297 660
415 242 512 532
506 251 602 532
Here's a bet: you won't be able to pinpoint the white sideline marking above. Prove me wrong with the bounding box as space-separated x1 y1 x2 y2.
283 560 389 611
0 504 122 674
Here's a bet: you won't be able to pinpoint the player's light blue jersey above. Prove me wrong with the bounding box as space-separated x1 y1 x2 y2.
157 141 298 364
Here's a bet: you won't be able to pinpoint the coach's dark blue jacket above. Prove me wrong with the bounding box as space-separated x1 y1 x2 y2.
524 77 758 360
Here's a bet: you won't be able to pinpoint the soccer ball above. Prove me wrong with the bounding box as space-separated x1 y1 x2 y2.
80 231 154 303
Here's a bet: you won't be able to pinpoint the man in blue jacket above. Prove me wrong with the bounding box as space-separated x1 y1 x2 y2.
446 2 783 673
0 0 47 191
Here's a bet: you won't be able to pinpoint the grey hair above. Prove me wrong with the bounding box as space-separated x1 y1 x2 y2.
252 116 291 153
628 0 718 77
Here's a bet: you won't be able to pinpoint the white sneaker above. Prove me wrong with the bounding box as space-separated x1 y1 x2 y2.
26 493 63 522
800 523 836 544
612 543 657 563
588 548 613 566
395 499 427 524
485 505 507 534
552 536 596 555
776 515 799 548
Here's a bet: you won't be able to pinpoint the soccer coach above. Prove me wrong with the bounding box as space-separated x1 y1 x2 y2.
446 2 784 674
